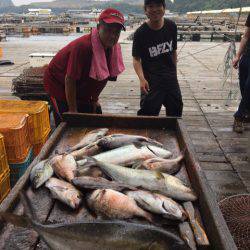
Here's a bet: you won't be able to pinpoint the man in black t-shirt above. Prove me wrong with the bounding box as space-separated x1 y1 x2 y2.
232 14 250 133
132 0 183 117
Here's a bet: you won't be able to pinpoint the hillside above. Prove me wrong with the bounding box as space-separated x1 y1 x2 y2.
1 0 249 14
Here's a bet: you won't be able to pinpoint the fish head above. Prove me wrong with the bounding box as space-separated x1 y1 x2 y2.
32 172 43 189
147 145 172 158
97 137 112 150
70 192 82 209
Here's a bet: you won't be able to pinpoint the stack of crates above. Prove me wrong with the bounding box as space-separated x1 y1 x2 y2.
0 100 51 156
0 113 33 187
0 133 10 203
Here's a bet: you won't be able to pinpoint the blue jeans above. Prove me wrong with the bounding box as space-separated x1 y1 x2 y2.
234 55 250 120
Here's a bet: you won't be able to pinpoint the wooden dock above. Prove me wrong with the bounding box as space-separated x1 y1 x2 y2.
0 33 249 202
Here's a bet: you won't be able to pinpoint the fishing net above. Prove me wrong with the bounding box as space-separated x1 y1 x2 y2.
221 41 240 106
219 194 250 250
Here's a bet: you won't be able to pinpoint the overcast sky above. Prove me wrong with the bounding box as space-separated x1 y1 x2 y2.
12 0 54 6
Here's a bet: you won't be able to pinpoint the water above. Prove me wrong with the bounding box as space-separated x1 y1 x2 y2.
6 33 84 43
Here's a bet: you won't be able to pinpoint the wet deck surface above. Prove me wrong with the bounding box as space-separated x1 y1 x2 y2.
0 33 249 202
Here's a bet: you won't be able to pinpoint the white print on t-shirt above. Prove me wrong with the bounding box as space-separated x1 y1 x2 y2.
148 41 173 57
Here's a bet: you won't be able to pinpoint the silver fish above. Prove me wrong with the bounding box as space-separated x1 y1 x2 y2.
97 134 163 150
0 212 187 250
125 190 187 221
87 189 153 222
68 128 109 153
81 158 197 201
77 144 172 166
45 177 82 209
73 176 137 192
30 160 53 189
135 153 184 174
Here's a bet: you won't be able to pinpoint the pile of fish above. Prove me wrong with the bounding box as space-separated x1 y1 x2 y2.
27 128 209 249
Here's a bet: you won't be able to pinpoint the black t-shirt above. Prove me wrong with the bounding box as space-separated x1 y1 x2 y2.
132 19 178 89
244 14 250 55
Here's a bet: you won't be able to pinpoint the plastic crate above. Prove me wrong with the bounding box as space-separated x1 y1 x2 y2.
0 133 9 178
0 170 10 203
0 113 31 164
33 132 49 156
9 149 33 187
0 100 51 144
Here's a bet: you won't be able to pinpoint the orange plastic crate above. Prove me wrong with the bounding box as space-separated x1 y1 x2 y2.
0 134 9 178
0 170 10 203
33 131 49 156
0 114 31 164
0 100 51 144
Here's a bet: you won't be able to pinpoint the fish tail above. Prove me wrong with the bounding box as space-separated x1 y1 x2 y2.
0 212 33 228
147 138 163 148
142 210 154 223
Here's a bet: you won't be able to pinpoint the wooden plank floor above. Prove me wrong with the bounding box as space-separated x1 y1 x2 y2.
0 33 249 202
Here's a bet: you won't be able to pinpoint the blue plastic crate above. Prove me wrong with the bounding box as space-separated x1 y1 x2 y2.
9 149 33 187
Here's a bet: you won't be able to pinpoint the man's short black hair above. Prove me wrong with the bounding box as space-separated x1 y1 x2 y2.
144 0 166 8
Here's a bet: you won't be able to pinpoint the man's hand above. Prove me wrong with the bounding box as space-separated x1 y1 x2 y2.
140 78 150 94
233 55 240 69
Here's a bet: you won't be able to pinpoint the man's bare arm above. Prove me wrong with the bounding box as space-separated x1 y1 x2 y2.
133 57 149 94
65 75 77 112
233 27 250 68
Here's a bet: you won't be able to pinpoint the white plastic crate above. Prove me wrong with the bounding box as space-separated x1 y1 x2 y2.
29 52 56 67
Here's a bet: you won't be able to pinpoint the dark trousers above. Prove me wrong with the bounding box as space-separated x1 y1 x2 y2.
50 98 102 127
234 55 250 120
137 86 183 117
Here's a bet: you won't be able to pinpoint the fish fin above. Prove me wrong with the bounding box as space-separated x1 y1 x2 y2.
133 142 144 149
131 161 143 169
0 212 33 228
77 157 98 168
154 171 165 180
146 138 163 148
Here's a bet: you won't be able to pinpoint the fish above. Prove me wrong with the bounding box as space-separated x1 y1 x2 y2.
97 134 163 150
72 176 137 192
70 142 102 160
179 222 197 250
75 165 104 178
87 189 153 222
30 160 54 189
134 153 184 174
81 158 197 201
45 177 82 209
183 202 209 246
51 154 77 182
68 128 109 153
0 208 187 250
125 190 187 221
77 144 172 166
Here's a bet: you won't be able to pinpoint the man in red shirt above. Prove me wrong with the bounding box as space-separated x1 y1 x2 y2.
44 8 125 125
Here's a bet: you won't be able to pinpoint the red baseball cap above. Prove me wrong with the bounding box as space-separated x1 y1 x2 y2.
99 8 126 31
